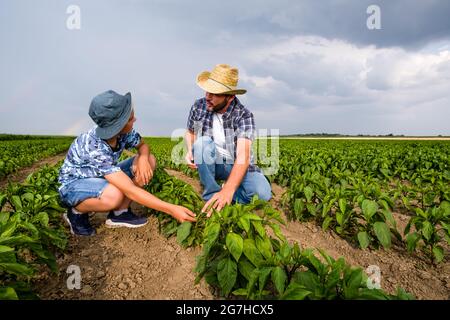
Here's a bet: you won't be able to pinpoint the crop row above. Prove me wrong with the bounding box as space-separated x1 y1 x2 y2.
263 140 450 263
0 139 73 179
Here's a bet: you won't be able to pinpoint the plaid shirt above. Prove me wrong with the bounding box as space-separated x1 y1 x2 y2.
187 97 260 173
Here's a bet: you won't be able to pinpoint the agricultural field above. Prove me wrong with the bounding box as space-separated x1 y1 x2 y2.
0 137 449 300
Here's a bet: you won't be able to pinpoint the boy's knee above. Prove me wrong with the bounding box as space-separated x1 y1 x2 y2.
101 185 125 209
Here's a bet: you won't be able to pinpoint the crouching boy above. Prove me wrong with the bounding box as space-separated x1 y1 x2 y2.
58 90 195 236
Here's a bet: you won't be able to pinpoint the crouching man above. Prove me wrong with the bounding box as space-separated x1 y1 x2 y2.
184 64 272 216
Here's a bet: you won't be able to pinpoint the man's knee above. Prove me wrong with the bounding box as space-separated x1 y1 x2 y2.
193 136 215 164
246 174 272 201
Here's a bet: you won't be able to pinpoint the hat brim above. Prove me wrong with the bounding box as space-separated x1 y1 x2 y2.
196 71 246 95
95 92 133 140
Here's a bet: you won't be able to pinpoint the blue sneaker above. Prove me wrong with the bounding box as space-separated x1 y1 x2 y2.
63 208 96 236
105 209 148 228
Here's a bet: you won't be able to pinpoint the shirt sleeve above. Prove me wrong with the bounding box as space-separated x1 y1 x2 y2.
236 111 256 141
124 129 142 150
187 103 197 132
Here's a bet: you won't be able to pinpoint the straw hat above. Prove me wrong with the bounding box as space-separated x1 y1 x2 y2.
196 64 247 95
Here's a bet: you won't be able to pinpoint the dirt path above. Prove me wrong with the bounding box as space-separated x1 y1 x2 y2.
0 152 67 190
167 170 450 300
33 206 213 300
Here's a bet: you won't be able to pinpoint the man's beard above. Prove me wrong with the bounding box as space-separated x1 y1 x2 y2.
212 98 229 112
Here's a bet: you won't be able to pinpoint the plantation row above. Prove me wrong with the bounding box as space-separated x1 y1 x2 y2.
268 140 450 263
0 139 73 179
144 138 450 264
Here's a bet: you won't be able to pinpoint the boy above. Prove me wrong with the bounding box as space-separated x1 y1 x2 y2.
58 90 195 236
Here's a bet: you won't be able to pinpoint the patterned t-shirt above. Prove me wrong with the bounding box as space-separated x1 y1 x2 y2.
58 127 141 190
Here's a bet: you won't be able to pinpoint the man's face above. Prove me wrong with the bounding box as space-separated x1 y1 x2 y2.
206 92 231 112
120 109 136 134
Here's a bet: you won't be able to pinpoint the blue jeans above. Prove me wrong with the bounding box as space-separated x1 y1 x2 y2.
59 156 136 208
192 136 272 203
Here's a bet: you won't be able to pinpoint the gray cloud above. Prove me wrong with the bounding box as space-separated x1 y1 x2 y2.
0 0 449 136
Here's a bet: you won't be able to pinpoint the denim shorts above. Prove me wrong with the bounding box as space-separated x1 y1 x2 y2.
59 156 136 208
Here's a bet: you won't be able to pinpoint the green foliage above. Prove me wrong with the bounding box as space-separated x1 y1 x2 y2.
0 164 68 299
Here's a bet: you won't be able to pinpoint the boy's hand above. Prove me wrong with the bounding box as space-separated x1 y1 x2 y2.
170 205 196 222
134 155 153 186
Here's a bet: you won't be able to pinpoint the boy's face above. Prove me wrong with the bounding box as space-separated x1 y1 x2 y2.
119 110 136 134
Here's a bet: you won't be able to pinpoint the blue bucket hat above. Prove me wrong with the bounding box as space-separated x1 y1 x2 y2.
88 90 133 140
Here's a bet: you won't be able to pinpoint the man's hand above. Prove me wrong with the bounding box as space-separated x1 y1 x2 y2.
134 155 153 186
170 205 196 222
202 188 234 217
185 151 197 170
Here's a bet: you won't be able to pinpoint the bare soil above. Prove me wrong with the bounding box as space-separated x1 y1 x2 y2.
33 207 213 300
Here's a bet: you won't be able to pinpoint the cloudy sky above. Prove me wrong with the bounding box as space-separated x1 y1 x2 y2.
1 0 449 136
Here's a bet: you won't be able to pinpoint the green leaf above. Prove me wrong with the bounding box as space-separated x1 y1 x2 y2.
357 231 370 249
322 216 333 231
373 222 391 249
0 211 10 224
176 222 192 245
280 283 311 300
10 195 22 211
269 223 286 241
381 209 396 227
226 232 243 262
432 245 444 263
294 199 304 217
362 199 378 221
271 266 287 294
205 222 220 248
31 212 49 227
255 236 273 260
243 239 264 267
217 257 237 297
0 262 34 276
231 288 247 296
422 221 433 241
0 287 18 300
252 221 266 238
0 245 14 253
304 186 313 202
406 232 420 253
0 194 7 211
258 267 272 292
339 198 347 214
237 257 255 281
239 216 250 233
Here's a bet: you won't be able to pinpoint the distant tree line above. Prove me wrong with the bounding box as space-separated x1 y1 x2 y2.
0 134 76 141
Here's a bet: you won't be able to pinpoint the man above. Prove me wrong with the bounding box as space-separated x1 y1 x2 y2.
184 64 272 216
